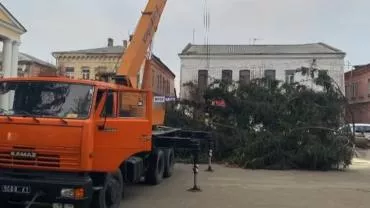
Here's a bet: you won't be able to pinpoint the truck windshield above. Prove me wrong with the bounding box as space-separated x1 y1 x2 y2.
0 81 94 119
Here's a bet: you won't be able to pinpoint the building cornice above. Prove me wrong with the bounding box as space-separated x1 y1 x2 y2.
0 2 27 33
0 20 25 36
179 54 345 60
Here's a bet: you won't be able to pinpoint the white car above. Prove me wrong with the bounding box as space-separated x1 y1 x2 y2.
341 123 370 140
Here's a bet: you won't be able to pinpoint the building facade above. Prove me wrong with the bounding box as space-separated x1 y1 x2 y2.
0 52 57 78
150 55 176 96
344 64 370 123
0 2 26 79
179 43 346 99
53 38 176 97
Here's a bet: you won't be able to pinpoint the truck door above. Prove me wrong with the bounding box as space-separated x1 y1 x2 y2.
93 89 151 172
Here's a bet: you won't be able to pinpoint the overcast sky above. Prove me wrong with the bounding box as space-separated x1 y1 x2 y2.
3 0 370 88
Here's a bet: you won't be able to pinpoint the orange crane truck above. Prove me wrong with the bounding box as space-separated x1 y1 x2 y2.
0 0 212 207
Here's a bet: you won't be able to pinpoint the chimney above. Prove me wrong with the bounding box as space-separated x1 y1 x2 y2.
107 38 114 47
123 40 128 50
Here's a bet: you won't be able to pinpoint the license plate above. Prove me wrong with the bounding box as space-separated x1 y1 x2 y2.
1 185 31 194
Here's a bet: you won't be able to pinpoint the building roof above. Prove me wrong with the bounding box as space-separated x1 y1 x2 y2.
344 63 370 78
179 42 345 56
0 52 56 69
52 45 175 77
152 55 176 78
352 63 370 70
0 2 27 33
52 46 124 55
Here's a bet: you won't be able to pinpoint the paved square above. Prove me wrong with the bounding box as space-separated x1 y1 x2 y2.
121 159 370 208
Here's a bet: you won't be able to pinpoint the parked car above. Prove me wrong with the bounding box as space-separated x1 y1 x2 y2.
339 123 370 148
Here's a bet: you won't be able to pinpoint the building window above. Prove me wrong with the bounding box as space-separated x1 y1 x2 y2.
285 70 295 84
167 81 170 95
351 82 358 98
345 85 349 98
318 70 329 80
81 67 90 80
198 70 208 91
165 80 168 95
159 76 162 94
159 75 162 94
163 79 167 95
163 79 166 95
65 67 75 79
264 69 276 80
17 68 24 77
162 76 165 94
222 70 232 84
367 79 370 95
167 80 170 95
152 73 155 88
239 70 250 85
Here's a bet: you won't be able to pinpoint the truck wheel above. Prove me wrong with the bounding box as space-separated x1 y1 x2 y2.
91 169 123 208
145 149 165 185
163 148 175 178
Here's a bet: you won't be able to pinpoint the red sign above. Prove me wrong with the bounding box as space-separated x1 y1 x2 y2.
212 99 226 108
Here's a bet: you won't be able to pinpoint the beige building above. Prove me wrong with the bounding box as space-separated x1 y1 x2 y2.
0 2 26 78
53 38 176 97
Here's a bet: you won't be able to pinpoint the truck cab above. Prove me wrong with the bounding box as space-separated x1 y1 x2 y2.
0 76 156 207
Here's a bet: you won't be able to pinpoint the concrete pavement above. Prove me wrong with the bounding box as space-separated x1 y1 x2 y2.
120 158 370 208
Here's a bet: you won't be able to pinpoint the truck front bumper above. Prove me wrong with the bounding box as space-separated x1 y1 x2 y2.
0 169 93 208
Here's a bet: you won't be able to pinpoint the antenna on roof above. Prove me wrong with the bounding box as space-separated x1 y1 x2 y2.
192 28 196 44
252 38 263 45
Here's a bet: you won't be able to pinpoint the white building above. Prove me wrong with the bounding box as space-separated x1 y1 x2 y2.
0 2 27 109
0 2 27 78
178 42 346 99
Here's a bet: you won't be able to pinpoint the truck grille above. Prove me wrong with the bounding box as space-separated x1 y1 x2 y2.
0 145 80 170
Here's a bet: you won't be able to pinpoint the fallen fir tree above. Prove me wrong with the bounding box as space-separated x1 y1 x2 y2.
165 70 354 171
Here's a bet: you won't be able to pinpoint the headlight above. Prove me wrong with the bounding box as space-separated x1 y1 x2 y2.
60 188 85 200
60 189 74 198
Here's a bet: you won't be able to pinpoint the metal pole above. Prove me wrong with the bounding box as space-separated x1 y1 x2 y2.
205 135 214 172
188 147 201 192
205 149 214 172
194 163 199 187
